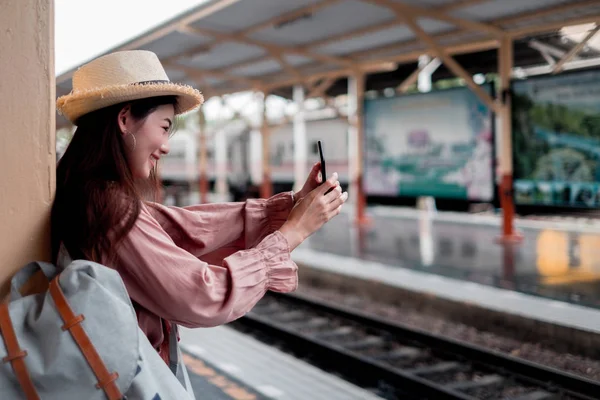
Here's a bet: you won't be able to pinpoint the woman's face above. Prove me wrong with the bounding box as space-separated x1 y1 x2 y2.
119 104 174 179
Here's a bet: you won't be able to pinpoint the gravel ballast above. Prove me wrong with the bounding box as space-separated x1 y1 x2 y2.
297 285 600 381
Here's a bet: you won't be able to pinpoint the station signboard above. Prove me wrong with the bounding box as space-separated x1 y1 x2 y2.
364 85 495 201
512 69 600 208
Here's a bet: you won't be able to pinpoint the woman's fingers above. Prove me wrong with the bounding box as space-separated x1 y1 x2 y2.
317 172 338 195
324 182 342 203
311 162 322 183
328 191 348 210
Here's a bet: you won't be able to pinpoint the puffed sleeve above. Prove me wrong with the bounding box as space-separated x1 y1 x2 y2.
114 201 298 329
146 191 294 257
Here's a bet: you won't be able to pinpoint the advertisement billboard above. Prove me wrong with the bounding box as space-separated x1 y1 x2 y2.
364 85 494 201
512 69 600 208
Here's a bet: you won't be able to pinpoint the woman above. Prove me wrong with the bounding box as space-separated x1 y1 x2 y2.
52 51 347 389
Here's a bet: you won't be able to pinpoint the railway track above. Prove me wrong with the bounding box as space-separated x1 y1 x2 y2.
232 292 600 400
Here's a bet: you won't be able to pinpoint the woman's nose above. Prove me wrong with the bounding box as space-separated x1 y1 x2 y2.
160 142 170 155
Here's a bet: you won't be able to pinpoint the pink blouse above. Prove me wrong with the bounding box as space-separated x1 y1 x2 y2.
111 192 298 354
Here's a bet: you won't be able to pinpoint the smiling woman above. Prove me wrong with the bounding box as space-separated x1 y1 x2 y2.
51 50 348 397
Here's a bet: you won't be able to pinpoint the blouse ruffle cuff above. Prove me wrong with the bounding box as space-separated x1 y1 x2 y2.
260 231 298 293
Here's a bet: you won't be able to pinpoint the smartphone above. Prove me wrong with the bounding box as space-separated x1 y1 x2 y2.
317 140 326 183
317 140 333 194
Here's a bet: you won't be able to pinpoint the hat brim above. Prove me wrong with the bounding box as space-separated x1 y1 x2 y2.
56 82 204 124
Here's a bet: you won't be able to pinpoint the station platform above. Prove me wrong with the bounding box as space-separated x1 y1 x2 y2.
179 324 383 400
292 206 600 338
175 206 600 400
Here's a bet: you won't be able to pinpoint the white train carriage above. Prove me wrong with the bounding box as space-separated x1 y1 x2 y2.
160 116 351 197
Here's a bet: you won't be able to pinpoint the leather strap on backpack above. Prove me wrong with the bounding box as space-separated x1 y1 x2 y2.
0 303 40 400
49 277 123 400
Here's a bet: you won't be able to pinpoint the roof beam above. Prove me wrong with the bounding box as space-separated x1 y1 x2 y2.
239 0 342 36
510 15 600 39
396 57 440 93
304 0 489 51
308 19 400 50
498 0 598 27
553 24 600 73
364 0 506 38
172 30 303 79
259 37 496 93
392 39 498 64
441 0 488 11
163 61 263 88
218 0 345 74
56 0 242 84
307 77 336 98
402 15 497 112
263 60 395 92
272 53 303 79
396 65 422 94
180 25 358 69
540 51 557 67
353 23 496 60
354 0 600 65
221 55 273 74
518 56 600 77
528 40 571 60
161 44 213 65
500 0 600 38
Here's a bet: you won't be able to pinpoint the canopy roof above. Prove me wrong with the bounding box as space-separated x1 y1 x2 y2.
56 0 600 120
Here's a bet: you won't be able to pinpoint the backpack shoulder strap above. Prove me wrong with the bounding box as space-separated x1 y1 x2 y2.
0 303 40 400
49 277 123 400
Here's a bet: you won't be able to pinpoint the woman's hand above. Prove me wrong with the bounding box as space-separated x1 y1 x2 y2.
294 163 322 203
280 173 348 251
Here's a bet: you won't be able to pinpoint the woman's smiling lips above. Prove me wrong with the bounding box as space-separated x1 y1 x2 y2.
150 154 160 167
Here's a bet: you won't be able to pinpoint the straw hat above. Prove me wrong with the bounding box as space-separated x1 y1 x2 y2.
56 50 204 124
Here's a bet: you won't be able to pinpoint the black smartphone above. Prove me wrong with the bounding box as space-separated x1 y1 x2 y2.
317 140 326 183
317 140 333 194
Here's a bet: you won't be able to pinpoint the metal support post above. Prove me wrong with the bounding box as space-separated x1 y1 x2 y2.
348 73 369 225
497 36 523 243
293 84 307 193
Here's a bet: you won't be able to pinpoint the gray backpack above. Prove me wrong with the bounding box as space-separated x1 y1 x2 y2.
0 260 195 399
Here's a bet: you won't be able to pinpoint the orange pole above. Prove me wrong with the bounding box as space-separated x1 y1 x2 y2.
499 174 515 237
349 74 369 225
497 36 523 243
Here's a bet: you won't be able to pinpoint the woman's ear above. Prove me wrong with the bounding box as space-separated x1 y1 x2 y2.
117 104 132 136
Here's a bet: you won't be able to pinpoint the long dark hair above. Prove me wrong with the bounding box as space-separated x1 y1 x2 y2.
51 96 179 264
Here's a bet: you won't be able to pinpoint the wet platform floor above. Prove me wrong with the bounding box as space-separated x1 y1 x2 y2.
303 207 600 309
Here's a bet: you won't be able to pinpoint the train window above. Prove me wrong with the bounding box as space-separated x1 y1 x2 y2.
410 235 419 246
439 238 453 256
461 241 476 257
395 238 404 254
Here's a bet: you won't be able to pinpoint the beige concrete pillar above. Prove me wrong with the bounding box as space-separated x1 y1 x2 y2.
0 0 55 296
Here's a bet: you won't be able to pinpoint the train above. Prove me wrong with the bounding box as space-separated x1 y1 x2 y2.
159 111 351 204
